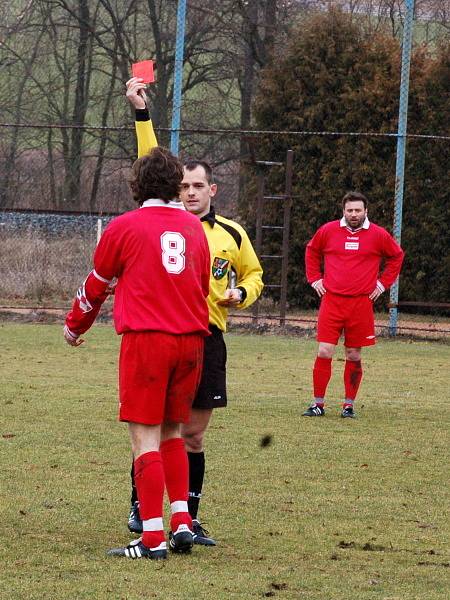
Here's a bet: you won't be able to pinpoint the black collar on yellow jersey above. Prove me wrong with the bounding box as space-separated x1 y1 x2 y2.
201 206 242 249
200 206 217 228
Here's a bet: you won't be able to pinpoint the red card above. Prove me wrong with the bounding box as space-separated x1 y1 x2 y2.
132 60 155 84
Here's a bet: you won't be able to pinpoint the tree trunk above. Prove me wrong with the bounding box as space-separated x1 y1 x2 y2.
89 43 119 212
239 0 258 152
147 0 171 139
63 0 91 209
1 27 45 209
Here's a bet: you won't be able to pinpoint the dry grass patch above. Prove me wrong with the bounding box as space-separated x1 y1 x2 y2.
0 232 95 301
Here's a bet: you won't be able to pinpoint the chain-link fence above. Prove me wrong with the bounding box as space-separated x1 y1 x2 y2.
0 122 241 307
1 122 449 338
0 211 101 304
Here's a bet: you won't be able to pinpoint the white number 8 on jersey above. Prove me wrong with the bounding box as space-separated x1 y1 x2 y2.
160 231 186 274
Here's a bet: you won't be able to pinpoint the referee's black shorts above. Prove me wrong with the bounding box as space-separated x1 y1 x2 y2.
192 325 227 409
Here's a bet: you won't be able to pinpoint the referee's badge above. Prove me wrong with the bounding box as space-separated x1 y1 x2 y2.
212 257 230 280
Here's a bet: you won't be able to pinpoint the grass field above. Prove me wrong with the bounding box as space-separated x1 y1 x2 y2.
1 323 449 600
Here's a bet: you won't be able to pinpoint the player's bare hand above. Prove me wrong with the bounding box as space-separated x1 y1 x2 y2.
125 77 148 110
63 325 84 347
312 279 326 297
369 287 383 301
217 288 242 307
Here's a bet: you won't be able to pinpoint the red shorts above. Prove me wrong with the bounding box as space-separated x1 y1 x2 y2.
317 292 375 347
119 331 204 425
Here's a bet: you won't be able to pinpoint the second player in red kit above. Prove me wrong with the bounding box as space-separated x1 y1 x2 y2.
303 191 404 418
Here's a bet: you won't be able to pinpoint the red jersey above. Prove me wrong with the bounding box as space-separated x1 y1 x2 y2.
305 219 404 296
65 200 210 336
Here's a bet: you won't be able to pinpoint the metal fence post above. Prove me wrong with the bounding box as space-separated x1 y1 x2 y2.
279 150 293 326
96 217 102 244
389 0 415 336
170 0 187 156
252 169 265 323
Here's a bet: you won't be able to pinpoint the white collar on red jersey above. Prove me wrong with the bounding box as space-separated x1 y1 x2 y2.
141 199 186 210
340 216 370 231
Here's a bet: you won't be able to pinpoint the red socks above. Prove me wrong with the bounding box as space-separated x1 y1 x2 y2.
313 356 332 401
134 438 192 548
344 360 363 405
134 451 165 549
160 437 192 533
312 356 363 407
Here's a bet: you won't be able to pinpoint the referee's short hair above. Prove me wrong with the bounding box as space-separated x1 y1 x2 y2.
342 191 368 209
184 160 214 185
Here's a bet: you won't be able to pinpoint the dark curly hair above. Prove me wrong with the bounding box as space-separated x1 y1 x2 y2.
129 146 183 204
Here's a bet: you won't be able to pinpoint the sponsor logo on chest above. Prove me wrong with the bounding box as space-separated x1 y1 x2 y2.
345 235 359 251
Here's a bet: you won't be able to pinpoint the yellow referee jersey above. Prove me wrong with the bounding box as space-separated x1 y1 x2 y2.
134 112 264 331
199 208 263 331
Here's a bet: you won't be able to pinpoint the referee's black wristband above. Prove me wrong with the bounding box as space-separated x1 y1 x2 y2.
135 108 150 121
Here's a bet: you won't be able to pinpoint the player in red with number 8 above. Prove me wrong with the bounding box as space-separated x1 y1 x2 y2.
64 147 210 560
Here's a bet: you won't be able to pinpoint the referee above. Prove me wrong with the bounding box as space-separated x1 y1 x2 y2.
125 77 264 545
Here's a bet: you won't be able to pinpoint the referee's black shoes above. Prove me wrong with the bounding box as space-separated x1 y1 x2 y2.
192 520 217 546
127 501 143 534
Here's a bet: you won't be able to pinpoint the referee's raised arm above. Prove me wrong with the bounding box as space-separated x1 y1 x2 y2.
125 77 158 157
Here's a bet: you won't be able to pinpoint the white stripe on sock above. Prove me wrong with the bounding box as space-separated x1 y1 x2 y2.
142 517 164 531
171 500 188 514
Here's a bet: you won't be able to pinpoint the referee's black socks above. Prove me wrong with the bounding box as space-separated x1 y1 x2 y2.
187 451 205 520
130 460 138 505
